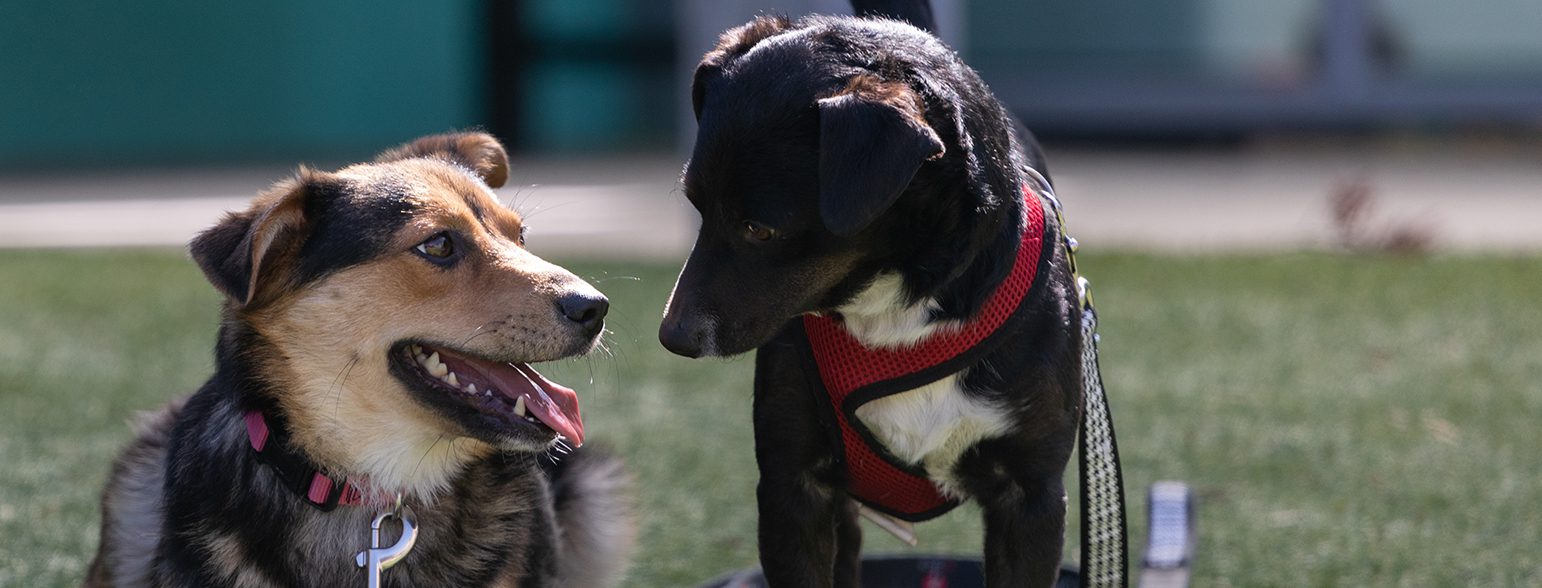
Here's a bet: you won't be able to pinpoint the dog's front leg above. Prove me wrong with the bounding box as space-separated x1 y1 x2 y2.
830 497 863 586
960 440 1070 588
981 475 1066 587
753 341 858 588
755 468 851 587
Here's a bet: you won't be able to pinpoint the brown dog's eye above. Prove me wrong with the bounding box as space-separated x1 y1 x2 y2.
415 233 455 259
743 221 776 243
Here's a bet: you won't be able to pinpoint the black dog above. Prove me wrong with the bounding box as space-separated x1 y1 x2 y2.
660 16 1081 587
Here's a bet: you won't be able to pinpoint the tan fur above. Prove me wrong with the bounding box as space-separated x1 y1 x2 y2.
238 160 598 500
374 132 511 189
827 73 932 130
706 14 793 63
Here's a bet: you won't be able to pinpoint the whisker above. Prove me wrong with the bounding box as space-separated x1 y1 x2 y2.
408 435 447 484
459 318 507 348
589 275 642 284
329 356 361 418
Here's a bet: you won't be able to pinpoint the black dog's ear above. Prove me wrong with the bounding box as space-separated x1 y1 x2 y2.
375 132 510 188
190 171 325 308
818 76 944 236
692 15 793 119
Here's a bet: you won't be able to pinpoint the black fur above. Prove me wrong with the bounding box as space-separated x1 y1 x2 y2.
661 16 1079 588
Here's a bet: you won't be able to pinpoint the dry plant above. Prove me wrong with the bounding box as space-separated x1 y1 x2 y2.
1328 178 1436 255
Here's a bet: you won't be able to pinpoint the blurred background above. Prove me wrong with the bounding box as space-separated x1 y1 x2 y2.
3 0 1541 252
2 0 1541 586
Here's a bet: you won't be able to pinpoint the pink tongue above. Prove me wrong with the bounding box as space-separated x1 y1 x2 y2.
485 362 585 446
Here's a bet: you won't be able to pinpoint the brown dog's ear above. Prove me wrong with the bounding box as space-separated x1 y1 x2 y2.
692 15 793 119
375 132 510 188
190 172 320 308
817 76 944 236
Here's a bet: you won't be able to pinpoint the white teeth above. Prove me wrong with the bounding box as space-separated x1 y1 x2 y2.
444 372 458 387
514 395 527 417
465 383 477 394
426 353 448 377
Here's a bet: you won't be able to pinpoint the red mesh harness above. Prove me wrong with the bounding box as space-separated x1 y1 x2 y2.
800 186 1050 521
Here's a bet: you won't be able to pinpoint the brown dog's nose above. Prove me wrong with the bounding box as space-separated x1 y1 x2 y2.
558 292 608 336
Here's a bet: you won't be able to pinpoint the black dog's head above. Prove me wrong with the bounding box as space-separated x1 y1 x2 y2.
661 16 1030 357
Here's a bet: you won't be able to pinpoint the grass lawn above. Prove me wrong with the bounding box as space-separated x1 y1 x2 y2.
1 249 1539 586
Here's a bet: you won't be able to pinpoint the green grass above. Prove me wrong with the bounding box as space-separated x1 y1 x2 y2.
2 249 1540 586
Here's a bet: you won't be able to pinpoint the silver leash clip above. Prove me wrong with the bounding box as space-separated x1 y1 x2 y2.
355 503 418 588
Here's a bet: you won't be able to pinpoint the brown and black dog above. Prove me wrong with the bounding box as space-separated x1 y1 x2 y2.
661 15 1080 588
86 133 635 587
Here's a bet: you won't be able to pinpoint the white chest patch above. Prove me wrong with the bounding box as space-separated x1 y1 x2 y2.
835 272 1013 498
837 273 954 349
853 371 1013 499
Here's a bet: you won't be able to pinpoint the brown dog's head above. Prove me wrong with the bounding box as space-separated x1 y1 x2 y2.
191 132 607 497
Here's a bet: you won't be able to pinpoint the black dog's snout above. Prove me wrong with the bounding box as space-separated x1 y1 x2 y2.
658 319 704 358
558 292 609 335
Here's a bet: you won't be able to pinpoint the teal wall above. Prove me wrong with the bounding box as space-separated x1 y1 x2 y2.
968 0 1202 78
0 1 483 167
516 0 676 153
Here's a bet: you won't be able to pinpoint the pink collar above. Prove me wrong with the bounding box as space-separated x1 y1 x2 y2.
244 410 394 510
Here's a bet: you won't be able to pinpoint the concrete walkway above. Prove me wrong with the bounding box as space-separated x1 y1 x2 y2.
2 145 1538 257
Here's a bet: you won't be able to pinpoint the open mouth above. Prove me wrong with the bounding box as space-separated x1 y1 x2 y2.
394 343 585 447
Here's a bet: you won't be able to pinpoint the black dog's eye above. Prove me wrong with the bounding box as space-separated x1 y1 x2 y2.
743 221 777 243
415 233 456 261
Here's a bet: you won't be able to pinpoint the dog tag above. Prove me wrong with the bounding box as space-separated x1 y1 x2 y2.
355 506 418 588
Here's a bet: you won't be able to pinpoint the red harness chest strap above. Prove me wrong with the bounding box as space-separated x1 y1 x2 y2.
802 186 1048 521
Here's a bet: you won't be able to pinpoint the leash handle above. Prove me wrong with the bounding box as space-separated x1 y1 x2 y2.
356 506 418 588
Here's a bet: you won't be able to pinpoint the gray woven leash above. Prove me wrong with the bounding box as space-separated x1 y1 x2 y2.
1076 299 1128 587
1028 168 1129 588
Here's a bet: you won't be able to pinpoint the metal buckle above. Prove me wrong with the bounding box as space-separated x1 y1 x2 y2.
355 498 417 588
